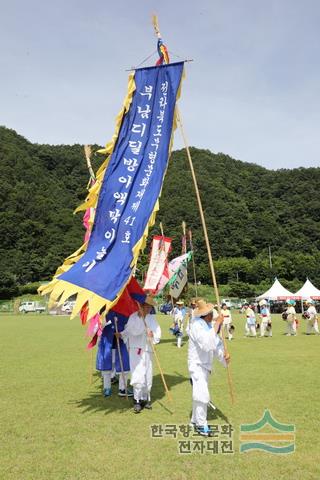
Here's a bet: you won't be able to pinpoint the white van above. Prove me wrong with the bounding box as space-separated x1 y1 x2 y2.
19 301 46 313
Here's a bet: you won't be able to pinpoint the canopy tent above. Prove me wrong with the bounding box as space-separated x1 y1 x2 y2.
293 278 320 300
256 278 294 301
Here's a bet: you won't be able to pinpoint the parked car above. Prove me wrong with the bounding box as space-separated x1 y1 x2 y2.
19 301 46 314
159 302 173 315
61 301 76 314
221 298 232 308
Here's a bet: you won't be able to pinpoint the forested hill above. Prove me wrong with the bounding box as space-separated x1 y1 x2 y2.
1 126 320 298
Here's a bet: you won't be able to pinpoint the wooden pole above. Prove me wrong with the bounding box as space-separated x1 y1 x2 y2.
142 315 173 403
90 347 94 385
176 108 235 405
189 229 198 296
114 317 129 401
84 145 96 185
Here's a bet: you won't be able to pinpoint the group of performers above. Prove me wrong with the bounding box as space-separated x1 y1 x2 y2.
96 291 317 436
96 294 230 435
243 298 319 337
169 297 319 342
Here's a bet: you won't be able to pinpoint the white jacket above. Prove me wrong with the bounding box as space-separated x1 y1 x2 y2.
188 319 225 373
121 312 161 352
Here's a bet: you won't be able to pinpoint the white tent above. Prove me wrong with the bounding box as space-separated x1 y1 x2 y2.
256 278 294 301
293 278 320 300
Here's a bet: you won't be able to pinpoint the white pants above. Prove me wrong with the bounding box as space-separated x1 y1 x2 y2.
245 323 256 336
306 320 319 334
223 323 233 340
177 336 182 348
190 366 210 427
191 401 208 427
260 321 272 337
129 349 153 401
287 320 297 335
102 371 128 389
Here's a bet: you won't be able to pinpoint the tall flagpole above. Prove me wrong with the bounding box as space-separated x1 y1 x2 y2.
189 229 198 296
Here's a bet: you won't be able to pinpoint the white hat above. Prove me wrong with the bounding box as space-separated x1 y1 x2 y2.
306 298 314 304
259 300 267 306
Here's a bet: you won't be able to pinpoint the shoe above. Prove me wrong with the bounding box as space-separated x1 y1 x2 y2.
118 388 134 397
103 387 112 397
195 425 212 437
111 376 119 385
133 401 142 414
141 400 152 410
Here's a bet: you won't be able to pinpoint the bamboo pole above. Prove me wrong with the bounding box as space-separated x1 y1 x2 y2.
189 229 198 296
142 315 173 403
114 317 129 401
90 347 94 385
176 108 235 405
84 145 96 185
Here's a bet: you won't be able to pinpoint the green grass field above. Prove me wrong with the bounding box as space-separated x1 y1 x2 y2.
0 313 319 480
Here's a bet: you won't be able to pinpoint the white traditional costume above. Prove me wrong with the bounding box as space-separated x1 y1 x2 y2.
244 305 257 337
305 300 319 335
259 300 272 337
188 301 226 429
171 302 185 347
121 311 161 403
222 307 233 340
286 301 297 336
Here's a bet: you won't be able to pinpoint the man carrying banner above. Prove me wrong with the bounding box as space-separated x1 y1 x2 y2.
119 295 161 413
170 300 185 348
188 300 230 436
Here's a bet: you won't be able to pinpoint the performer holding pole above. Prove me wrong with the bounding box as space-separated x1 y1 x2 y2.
152 14 234 404
188 300 230 436
119 296 166 413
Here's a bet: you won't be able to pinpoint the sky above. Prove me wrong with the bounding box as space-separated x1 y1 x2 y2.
1 0 320 170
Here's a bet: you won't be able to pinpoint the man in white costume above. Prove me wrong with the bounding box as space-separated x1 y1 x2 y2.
285 299 297 336
304 299 319 335
243 303 257 337
120 295 161 413
222 303 233 340
259 300 272 337
171 301 185 347
188 300 230 436
186 298 203 335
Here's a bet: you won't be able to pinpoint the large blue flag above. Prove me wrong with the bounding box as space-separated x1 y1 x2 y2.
41 62 184 317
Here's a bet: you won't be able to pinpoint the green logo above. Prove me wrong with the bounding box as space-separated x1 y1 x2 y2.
240 410 295 454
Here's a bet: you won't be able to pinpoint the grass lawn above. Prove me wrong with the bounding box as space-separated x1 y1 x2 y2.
0 312 319 480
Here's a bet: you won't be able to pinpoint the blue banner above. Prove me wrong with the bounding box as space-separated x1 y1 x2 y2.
58 62 184 302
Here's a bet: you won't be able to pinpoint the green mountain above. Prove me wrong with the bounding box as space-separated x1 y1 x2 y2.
1 126 319 298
